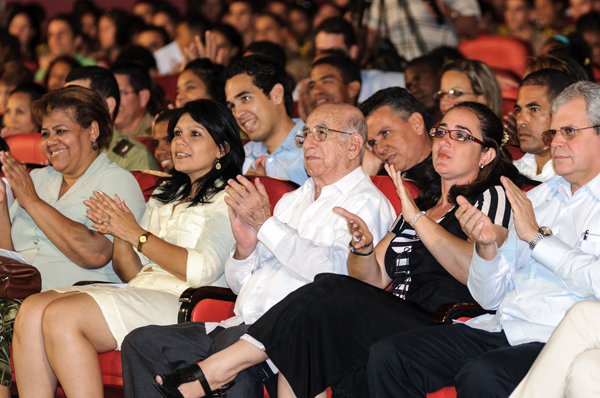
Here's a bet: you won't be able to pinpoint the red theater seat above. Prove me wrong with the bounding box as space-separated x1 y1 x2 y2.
134 136 155 154
5 133 47 165
155 74 179 103
459 35 531 78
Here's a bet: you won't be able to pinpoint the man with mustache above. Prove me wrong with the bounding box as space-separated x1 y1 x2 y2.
359 87 432 181
366 80 600 398
513 68 577 182
225 55 309 185
121 103 395 398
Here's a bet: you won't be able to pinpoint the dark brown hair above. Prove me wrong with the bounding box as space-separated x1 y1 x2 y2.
31 86 113 150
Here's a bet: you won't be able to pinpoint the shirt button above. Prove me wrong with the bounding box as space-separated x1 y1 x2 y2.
267 157 273 163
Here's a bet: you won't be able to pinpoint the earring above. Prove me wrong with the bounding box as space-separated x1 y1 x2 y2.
479 164 484 170
215 160 221 170
92 141 98 151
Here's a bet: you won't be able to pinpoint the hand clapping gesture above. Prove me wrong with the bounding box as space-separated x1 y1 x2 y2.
0 151 40 210
85 190 145 245
455 195 498 246
385 163 420 222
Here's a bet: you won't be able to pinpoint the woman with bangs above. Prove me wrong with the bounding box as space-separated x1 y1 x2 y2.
139 102 530 398
13 99 244 398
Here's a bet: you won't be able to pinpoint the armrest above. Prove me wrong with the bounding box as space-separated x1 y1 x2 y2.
431 302 495 324
178 286 237 323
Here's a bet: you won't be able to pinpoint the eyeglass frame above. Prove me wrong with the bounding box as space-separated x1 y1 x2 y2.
541 125 600 146
294 125 354 144
429 127 486 146
433 89 479 101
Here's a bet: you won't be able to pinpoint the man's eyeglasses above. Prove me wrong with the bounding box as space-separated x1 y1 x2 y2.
429 127 485 145
294 126 353 144
541 125 600 146
433 89 478 100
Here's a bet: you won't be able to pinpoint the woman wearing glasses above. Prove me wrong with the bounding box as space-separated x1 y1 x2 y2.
436 59 503 118
152 102 529 398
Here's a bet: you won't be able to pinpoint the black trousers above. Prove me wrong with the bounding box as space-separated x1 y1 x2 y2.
366 324 544 398
121 323 275 398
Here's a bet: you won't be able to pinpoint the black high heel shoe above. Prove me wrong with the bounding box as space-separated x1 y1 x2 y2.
153 363 235 398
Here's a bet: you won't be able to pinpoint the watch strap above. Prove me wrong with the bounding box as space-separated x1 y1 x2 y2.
529 227 551 250
137 232 152 252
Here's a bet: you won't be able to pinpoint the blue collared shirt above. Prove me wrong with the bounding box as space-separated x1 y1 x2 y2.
465 173 600 345
242 119 308 185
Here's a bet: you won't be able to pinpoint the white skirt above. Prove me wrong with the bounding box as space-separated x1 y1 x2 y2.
53 272 185 350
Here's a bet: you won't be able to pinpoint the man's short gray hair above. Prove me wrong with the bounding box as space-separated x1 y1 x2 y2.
552 81 600 133
343 113 368 157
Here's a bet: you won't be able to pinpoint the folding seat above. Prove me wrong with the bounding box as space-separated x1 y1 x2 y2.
5 133 47 166
134 136 155 155
458 35 531 78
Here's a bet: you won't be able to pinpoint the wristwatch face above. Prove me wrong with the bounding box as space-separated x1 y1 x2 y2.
540 227 552 236
139 236 147 243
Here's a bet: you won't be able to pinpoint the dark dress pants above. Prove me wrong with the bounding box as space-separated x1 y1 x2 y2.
121 322 272 398
367 324 544 398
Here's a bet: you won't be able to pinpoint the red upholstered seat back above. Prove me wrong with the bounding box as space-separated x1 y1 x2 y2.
134 136 155 154
370 175 419 216
131 171 164 202
5 133 47 165
245 176 299 214
155 74 179 103
458 35 531 77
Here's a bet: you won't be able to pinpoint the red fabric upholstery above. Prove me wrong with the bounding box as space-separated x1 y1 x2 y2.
155 74 179 103
245 176 299 214
370 175 419 216
505 144 525 161
5 133 47 165
134 136 155 154
428 387 457 397
458 35 531 77
131 171 164 202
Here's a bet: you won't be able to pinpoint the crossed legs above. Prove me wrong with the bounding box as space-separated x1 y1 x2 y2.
13 291 117 398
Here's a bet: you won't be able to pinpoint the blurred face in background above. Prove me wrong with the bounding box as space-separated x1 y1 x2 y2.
254 14 285 45
9 13 35 50
4 93 38 134
47 20 77 57
47 61 75 91
224 1 254 35
98 15 117 50
504 0 532 32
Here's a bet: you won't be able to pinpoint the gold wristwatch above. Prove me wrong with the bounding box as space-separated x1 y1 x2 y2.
137 232 152 252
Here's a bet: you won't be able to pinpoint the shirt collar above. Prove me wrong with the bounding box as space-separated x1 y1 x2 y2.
306 166 367 197
550 171 600 201
244 118 305 157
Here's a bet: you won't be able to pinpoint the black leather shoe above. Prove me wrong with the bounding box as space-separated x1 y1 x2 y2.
153 363 235 398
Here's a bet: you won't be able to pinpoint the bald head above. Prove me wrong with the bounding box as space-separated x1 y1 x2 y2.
303 103 366 187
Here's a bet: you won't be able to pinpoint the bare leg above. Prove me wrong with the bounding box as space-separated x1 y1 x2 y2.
13 291 77 398
157 340 268 398
0 385 10 398
41 293 118 398
278 374 296 398
278 375 328 398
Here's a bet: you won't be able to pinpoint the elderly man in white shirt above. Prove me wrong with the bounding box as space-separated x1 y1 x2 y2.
121 103 395 398
365 81 600 398
513 69 577 182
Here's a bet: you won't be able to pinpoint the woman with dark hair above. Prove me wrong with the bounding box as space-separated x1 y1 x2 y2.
1 82 46 137
437 59 503 118
97 8 132 65
13 99 245 397
7 5 41 61
150 102 528 398
176 58 225 107
44 56 81 91
0 85 147 398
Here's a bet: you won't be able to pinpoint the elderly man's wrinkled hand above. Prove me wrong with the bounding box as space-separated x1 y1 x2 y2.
501 176 539 243
224 175 271 232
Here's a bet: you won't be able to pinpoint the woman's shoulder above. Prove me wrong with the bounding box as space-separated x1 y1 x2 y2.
471 184 512 228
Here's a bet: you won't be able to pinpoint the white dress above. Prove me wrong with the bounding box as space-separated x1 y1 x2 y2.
54 189 234 349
